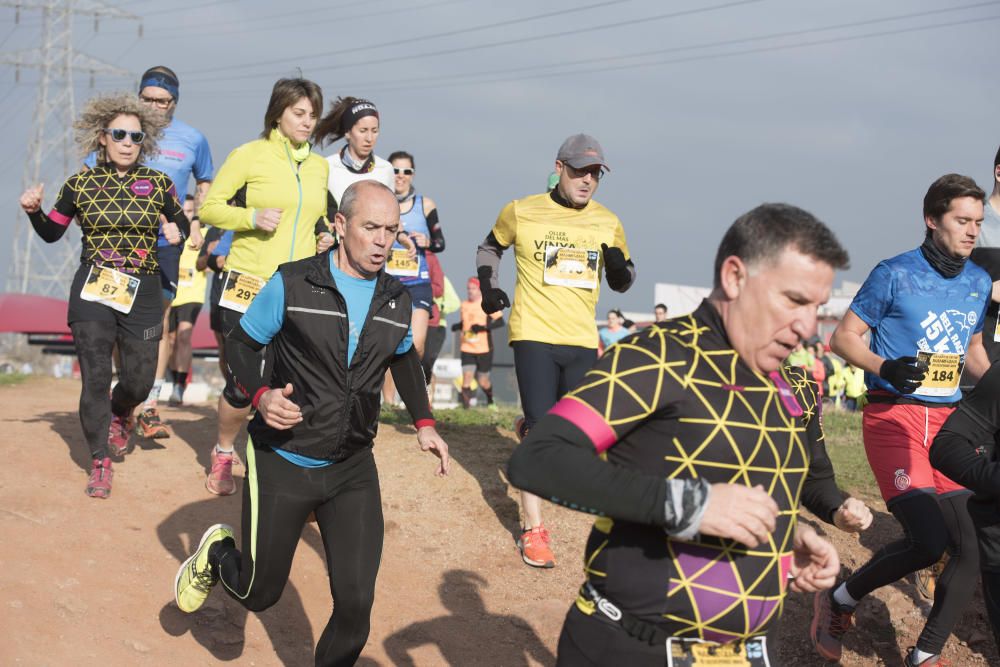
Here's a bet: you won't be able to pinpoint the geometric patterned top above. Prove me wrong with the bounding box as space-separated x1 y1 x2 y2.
47 165 184 274
557 300 819 642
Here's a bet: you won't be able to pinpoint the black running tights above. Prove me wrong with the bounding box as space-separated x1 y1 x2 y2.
72 320 159 460
512 341 596 430
216 444 384 667
845 492 979 654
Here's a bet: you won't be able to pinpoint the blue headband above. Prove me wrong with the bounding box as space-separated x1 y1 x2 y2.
139 72 179 102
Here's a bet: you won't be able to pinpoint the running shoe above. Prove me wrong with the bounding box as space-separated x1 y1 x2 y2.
915 554 948 601
518 525 555 568
810 589 855 662
513 416 530 442
487 402 499 413
107 414 133 457
136 407 170 439
167 382 184 407
205 449 236 496
85 457 113 499
174 523 234 613
904 647 946 666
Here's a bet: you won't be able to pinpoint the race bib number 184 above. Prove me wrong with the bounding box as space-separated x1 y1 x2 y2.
914 351 963 397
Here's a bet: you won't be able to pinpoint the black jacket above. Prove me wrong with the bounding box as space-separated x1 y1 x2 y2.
247 252 412 461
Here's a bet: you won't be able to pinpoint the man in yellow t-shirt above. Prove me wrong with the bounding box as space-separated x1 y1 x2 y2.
167 210 210 407
475 133 636 568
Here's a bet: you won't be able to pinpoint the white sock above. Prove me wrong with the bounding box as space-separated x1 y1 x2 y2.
832 582 858 608
215 443 234 454
145 379 164 408
911 648 936 663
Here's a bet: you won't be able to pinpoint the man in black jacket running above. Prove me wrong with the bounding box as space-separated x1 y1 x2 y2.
172 180 449 667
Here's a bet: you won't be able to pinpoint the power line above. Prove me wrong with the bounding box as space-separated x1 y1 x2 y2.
184 0 647 78
328 0 1000 91
363 11 1000 95
143 0 235 17
117 0 470 41
183 0 761 83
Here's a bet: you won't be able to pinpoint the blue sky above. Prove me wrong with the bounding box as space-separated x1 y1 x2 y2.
1 0 997 314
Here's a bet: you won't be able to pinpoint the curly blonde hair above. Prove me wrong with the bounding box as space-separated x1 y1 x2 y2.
73 91 167 163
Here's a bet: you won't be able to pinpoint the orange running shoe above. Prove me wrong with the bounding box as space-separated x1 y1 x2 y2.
518 525 555 568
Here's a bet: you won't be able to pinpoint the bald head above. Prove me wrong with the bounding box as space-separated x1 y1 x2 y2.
339 180 396 221
334 179 402 279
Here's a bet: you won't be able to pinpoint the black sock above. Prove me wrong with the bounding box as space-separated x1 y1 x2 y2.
483 386 494 404
175 371 189 387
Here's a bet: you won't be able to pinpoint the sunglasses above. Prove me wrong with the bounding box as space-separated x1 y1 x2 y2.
139 94 174 109
103 128 146 144
393 168 414 175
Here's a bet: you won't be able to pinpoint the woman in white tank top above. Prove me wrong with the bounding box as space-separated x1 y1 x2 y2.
314 96 395 207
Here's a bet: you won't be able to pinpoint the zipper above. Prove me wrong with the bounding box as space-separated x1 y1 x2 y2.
284 143 304 262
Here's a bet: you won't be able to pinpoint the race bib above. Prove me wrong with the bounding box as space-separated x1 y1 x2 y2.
993 316 1000 343
218 269 265 314
177 267 195 288
80 265 139 314
542 244 600 289
914 351 963 397
386 249 419 277
667 637 769 667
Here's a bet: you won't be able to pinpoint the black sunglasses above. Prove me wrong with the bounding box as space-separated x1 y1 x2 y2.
393 168 414 175
103 128 146 144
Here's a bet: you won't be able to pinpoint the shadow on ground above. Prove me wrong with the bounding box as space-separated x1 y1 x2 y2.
383 569 555 666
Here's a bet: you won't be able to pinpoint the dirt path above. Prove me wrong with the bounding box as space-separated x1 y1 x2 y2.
0 378 995 666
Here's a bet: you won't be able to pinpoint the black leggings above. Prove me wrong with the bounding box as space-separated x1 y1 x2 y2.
845 492 979 654
512 341 596 430
216 444 384 667
72 320 159 460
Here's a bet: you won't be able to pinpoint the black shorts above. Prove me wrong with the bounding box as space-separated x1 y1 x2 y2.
67 264 164 341
209 273 225 333
404 282 433 313
169 301 202 333
461 351 493 374
158 243 183 300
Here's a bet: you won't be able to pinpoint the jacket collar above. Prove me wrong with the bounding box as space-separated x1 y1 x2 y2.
304 251 404 300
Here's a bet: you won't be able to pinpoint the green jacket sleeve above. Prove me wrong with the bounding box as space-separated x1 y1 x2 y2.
198 144 256 232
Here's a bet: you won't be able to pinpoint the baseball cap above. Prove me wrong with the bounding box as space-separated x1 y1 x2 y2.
557 133 609 172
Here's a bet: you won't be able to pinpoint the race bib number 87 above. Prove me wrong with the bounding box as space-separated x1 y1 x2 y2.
80 265 139 314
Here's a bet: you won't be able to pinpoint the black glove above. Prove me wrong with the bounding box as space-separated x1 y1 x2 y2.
481 288 510 314
471 324 488 333
450 322 462 332
879 356 926 394
601 243 630 289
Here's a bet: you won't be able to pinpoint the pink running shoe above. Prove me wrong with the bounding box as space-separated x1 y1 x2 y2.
206 449 236 496
86 457 113 499
108 414 133 457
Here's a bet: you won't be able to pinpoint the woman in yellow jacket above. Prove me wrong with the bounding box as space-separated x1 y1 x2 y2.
198 77 331 496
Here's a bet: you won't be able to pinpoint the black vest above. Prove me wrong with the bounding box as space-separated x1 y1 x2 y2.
248 252 411 461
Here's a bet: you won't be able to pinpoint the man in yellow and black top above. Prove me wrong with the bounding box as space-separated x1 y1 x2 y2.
476 133 635 569
167 195 208 406
509 203 849 665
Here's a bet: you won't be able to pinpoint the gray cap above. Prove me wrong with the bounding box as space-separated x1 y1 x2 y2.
557 133 609 171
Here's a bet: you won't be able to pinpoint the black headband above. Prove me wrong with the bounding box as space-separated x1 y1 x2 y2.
340 101 379 135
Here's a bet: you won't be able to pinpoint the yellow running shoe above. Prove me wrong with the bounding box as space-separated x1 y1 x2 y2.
174 523 234 613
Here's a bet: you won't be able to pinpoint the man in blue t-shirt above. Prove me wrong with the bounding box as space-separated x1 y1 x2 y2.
85 66 214 439
172 181 449 666
812 174 992 667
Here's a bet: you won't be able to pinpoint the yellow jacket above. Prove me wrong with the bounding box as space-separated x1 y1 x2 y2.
844 366 866 399
199 130 329 279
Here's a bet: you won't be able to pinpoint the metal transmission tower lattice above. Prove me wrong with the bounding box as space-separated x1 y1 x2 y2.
1 0 140 296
